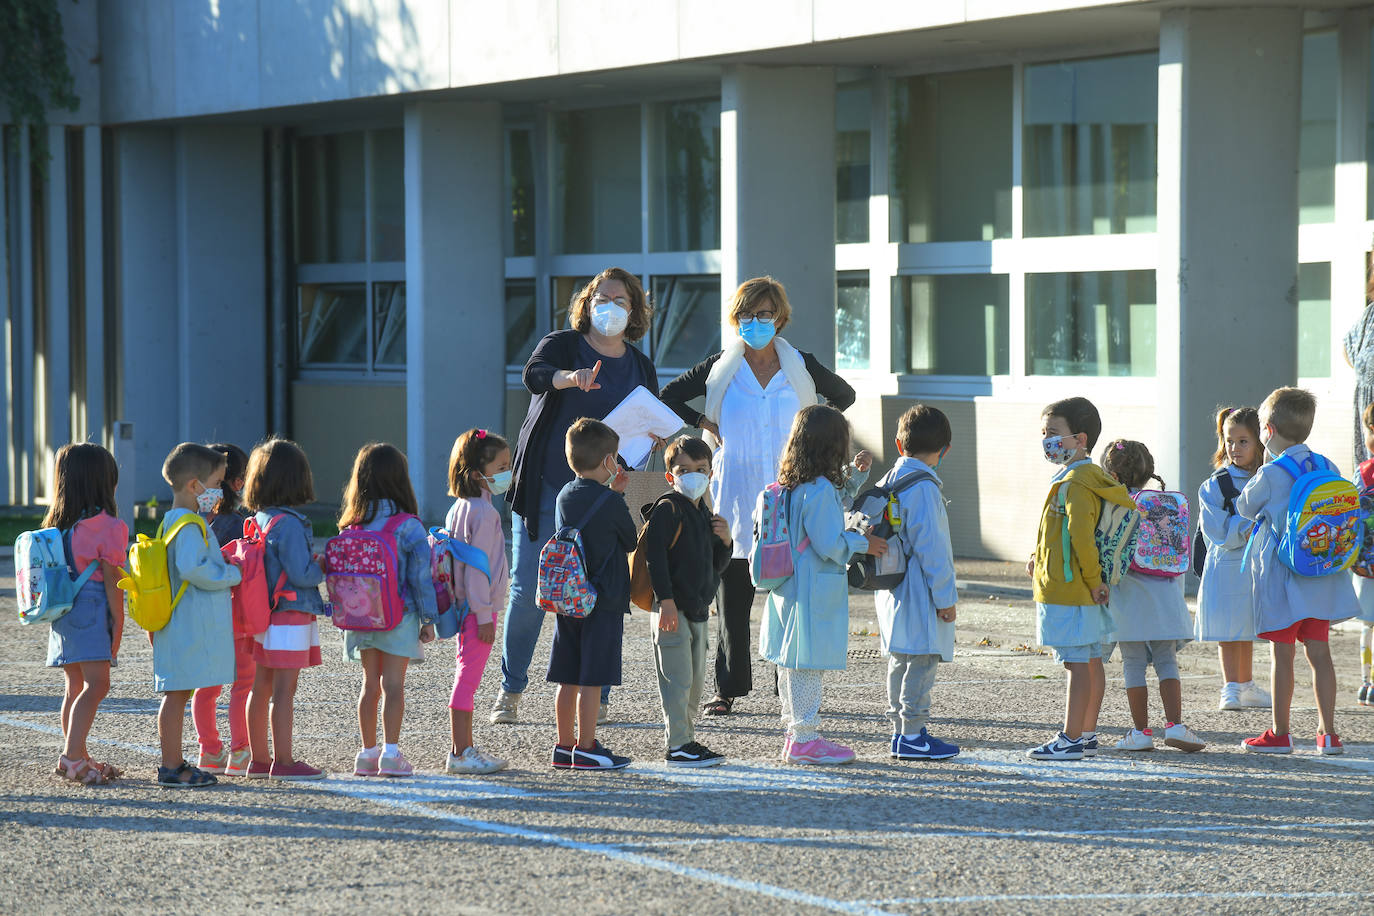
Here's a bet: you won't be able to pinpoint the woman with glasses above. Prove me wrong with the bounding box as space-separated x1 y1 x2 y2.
661 276 857 716
491 267 658 727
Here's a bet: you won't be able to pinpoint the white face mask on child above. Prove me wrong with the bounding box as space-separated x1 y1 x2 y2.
671 472 710 501
196 486 222 514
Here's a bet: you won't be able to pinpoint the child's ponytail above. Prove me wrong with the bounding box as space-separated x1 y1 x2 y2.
1210 407 1233 470
1100 438 1156 492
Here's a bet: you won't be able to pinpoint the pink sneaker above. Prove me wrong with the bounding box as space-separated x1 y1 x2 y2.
270 759 325 781
779 736 793 763
1317 733 1344 755
197 746 229 774
246 759 272 779
786 737 856 766
223 747 252 777
378 750 413 777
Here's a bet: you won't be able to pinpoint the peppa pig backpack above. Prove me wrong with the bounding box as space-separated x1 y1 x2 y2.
324 514 413 631
1128 488 1191 578
1251 452 1361 578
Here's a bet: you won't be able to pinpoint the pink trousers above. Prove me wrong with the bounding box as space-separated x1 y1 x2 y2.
449 613 495 711
192 634 256 754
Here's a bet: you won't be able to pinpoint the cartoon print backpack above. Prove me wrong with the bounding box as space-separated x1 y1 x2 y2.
324 514 414 631
538 489 615 618
117 513 210 632
1191 467 1241 577
14 527 99 625
221 514 294 637
429 526 492 638
844 469 936 591
1129 488 1191 578
1057 483 1141 588
1355 459 1374 578
1257 452 1362 578
749 483 811 591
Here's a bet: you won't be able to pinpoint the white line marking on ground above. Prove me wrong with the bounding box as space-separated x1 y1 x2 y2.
0 714 160 756
1312 755 1374 774
862 889 1370 906
954 748 1221 782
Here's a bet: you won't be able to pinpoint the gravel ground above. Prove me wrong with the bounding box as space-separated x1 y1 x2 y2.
1 559 1371 915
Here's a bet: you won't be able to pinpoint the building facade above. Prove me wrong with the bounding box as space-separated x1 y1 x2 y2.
2 0 1370 561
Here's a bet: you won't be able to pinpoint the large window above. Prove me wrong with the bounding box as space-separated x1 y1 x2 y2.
507 129 535 257
836 83 871 244
552 105 641 254
836 272 871 370
890 68 1012 242
650 100 721 251
1026 270 1156 377
1298 262 1331 378
650 275 721 368
294 128 406 372
1023 53 1158 237
892 275 1009 376
1300 31 1338 225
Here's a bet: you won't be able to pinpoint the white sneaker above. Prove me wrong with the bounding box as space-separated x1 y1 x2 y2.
1237 681 1272 708
489 690 520 725
1115 728 1155 751
1163 722 1206 752
446 746 507 775
1218 682 1242 711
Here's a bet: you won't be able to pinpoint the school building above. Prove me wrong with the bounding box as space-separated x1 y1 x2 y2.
2 1 1370 560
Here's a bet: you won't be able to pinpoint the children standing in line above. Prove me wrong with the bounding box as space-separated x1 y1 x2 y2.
1195 408 1271 710
1237 388 1359 754
1026 397 1136 761
242 438 327 781
548 418 637 770
339 443 437 778
1352 403 1374 706
191 441 255 776
873 405 960 762
46 444 129 786
152 443 241 787
760 405 882 766
443 430 512 775
1100 440 1205 753
644 436 734 767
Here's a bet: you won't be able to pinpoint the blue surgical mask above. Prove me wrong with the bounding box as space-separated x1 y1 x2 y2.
934 445 948 469
484 470 513 495
739 318 776 350
1261 426 1282 462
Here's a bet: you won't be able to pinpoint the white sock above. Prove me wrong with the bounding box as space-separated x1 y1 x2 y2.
383 743 400 756
360 745 380 756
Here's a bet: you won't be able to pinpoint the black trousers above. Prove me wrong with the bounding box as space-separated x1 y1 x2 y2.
713 558 757 699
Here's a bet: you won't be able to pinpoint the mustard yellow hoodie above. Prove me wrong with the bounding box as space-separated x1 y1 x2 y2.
1032 460 1137 605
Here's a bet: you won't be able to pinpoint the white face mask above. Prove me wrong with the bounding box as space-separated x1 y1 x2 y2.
602 456 619 486
590 302 629 337
196 486 222 514
671 472 710 501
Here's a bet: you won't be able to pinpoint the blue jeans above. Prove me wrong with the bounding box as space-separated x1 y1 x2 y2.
500 482 611 704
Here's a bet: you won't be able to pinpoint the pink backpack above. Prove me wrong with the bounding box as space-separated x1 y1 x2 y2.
1129 489 1191 578
221 514 294 637
324 514 412 631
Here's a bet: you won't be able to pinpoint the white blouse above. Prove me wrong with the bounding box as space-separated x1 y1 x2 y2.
710 366 802 559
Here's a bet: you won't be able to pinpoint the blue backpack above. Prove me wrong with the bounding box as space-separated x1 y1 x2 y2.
1251 452 1362 578
428 526 492 639
14 527 100 625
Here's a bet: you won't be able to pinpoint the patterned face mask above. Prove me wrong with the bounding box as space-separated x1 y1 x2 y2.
197 486 223 514
1042 434 1079 466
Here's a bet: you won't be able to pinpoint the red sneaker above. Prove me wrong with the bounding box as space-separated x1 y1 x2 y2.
270 759 325 781
246 759 272 779
1316 733 1344 755
1241 729 1292 754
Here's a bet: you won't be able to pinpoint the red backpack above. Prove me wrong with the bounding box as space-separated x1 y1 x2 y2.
221 515 295 637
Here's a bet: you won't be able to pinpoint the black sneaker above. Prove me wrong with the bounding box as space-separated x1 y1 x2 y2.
571 741 631 770
666 741 726 768
552 744 574 769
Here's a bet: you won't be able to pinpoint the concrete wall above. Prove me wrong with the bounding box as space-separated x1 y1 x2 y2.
292 381 407 504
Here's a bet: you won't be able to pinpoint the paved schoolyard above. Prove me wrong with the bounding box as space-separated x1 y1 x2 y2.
1 559 1371 914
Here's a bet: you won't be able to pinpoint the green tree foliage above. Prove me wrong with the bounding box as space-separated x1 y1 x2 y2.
0 0 80 154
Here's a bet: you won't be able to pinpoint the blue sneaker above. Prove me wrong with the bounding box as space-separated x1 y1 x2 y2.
1027 732 1085 760
889 734 900 759
894 728 960 761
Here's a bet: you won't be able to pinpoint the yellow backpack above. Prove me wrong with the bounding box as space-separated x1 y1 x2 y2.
117 513 210 632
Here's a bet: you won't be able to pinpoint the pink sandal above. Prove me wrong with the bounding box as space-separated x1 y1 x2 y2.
57 756 110 786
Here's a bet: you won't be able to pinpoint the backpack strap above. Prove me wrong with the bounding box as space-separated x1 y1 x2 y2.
59 527 100 592
1057 483 1074 583
255 512 299 605
158 513 211 613
428 526 493 582
1214 467 1241 514
574 489 615 532
884 468 937 529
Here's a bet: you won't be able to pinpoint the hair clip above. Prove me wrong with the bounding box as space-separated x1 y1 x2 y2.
476 429 487 439
1114 442 1124 450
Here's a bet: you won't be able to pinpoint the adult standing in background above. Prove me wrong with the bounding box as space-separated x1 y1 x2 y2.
661 276 860 716
491 268 658 726
1343 262 1374 463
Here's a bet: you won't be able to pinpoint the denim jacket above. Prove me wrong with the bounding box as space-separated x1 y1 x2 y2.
359 499 439 624
256 507 326 615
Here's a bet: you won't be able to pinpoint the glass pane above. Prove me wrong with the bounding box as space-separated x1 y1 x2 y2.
1026 270 1156 376
836 84 871 243
892 275 1009 375
1298 262 1331 377
508 129 535 257
1300 32 1337 225
505 278 538 365
1023 53 1158 237
890 68 1012 243
373 281 406 366
298 283 367 365
553 275 594 331
553 105 642 254
650 100 721 251
295 132 366 263
649 275 721 369
370 129 405 261
836 272 870 369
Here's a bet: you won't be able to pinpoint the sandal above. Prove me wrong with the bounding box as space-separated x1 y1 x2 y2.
702 697 734 716
157 761 217 788
87 758 123 780
57 755 110 787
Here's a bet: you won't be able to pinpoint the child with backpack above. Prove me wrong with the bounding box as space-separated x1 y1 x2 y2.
1100 440 1205 753
641 436 733 767
191 441 256 776
1352 402 1374 707
242 438 328 781
39 444 128 786
1025 397 1137 761
335 443 437 779
149 443 241 787
1195 407 1271 710
441 429 512 775
1237 387 1360 754
545 418 637 770
868 405 960 762
758 405 886 766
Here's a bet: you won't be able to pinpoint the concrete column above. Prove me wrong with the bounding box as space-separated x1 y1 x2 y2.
45 126 71 478
173 125 267 447
16 127 34 502
1157 9 1303 496
82 126 106 446
404 101 505 521
114 127 179 501
721 66 837 360
0 126 11 503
